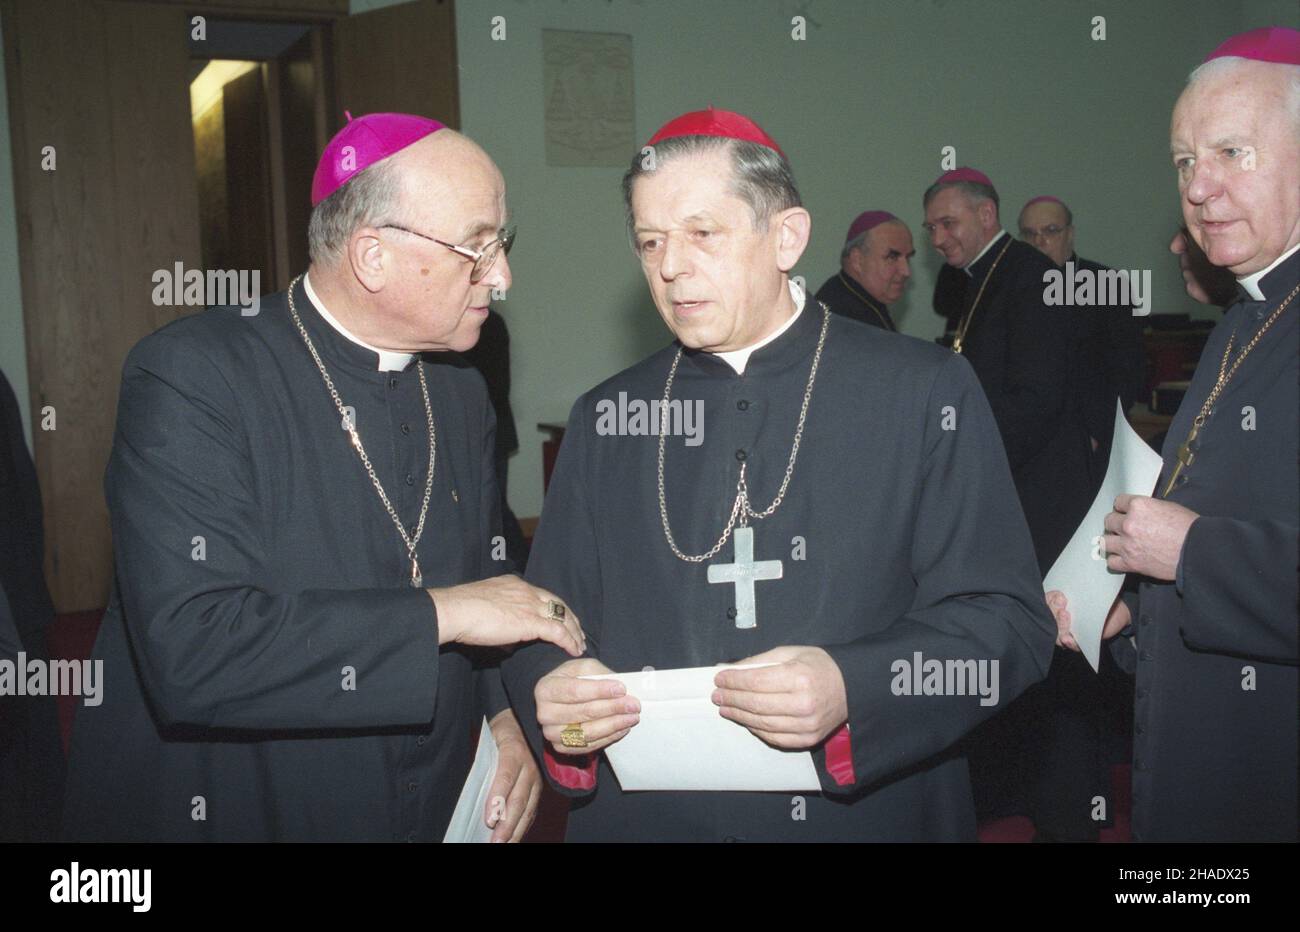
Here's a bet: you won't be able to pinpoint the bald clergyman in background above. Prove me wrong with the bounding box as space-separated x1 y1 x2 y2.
1018 195 1145 471
814 210 914 332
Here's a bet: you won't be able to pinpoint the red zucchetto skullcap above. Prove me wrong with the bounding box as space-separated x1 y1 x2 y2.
1022 195 1066 210
312 111 446 206
1203 26 1300 66
645 106 784 157
932 167 996 191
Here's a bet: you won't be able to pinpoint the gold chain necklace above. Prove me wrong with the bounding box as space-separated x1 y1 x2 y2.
286 275 437 586
952 236 1012 355
836 272 895 331
1162 281 1298 497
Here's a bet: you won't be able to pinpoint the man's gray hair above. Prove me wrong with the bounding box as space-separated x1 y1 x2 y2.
307 157 403 265
1187 56 1300 128
922 179 1000 214
620 136 802 242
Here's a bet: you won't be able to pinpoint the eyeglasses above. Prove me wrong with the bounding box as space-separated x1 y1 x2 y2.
1019 224 1069 241
382 224 516 283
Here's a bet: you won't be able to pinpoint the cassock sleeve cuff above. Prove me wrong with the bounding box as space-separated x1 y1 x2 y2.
543 744 598 791
823 723 856 787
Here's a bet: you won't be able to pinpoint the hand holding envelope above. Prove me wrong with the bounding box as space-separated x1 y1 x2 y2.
536 657 641 756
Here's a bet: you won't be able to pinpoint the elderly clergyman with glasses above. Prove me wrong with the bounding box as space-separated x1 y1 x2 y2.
64 112 586 842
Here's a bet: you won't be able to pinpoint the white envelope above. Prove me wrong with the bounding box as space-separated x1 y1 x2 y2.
1043 401 1164 671
580 664 822 792
442 717 499 843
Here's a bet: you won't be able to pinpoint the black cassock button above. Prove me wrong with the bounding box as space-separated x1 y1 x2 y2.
406 831 417 843
1135 723 1144 735
416 735 426 746
401 423 411 435
407 781 418 792
736 399 750 411
405 473 415 486
735 449 747 462
726 607 737 620
389 377 399 390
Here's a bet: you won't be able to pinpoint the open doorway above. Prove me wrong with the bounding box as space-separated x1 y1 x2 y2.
188 19 331 294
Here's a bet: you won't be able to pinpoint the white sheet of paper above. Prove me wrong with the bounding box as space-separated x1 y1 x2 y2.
1043 400 1164 671
442 717 498 843
580 664 822 792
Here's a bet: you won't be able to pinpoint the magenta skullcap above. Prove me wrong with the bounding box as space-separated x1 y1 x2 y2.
1203 26 1300 66
1022 195 1067 211
311 111 446 206
845 210 900 243
932 166 996 191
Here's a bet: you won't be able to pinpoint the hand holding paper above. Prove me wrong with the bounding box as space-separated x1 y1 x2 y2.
536 657 640 756
1042 401 1164 671
713 645 848 750
580 664 822 791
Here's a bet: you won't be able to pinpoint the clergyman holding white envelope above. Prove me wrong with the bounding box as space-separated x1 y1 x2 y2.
499 107 1055 842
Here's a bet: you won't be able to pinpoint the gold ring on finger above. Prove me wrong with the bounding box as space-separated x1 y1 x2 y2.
560 722 588 748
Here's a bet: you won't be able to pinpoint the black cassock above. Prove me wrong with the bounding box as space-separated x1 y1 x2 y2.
0 367 64 841
952 232 1093 572
63 278 508 841
1115 247 1298 843
501 301 1055 841
1070 254 1146 473
814 271 897 331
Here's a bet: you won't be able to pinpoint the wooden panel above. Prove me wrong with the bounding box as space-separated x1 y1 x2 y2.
104 0 348 17
332 0 460 132
2 0 201 611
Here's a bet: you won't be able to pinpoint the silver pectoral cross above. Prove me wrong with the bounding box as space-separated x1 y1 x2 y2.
707 525 783 629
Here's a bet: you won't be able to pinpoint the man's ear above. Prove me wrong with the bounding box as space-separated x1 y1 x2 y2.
348 227 389 293
775 206 811 273
978 200 998 233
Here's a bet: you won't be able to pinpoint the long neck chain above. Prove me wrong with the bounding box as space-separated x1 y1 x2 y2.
1162 281 1297 497
952 235 1012 354
657 305 832 563
836 272 895 331
286 275 437 587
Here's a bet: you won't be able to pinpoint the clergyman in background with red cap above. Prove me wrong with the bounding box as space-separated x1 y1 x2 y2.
62 114 589 841
1050 26 1300 842
499 107 1054 841
813 210 914 331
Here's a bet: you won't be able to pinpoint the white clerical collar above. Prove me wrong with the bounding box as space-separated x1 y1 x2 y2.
1237 241 1300 301
713 279 806 375
963 229 1008 276
303 272 415 371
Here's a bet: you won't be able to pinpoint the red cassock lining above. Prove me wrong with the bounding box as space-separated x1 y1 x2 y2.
542 722 855 790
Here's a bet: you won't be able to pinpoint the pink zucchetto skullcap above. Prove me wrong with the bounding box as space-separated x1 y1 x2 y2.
311 111 446 206
645 106 784 157
932 166 996 191
1022 195 1066 210
1203 26 1300 66
845 210 900 243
